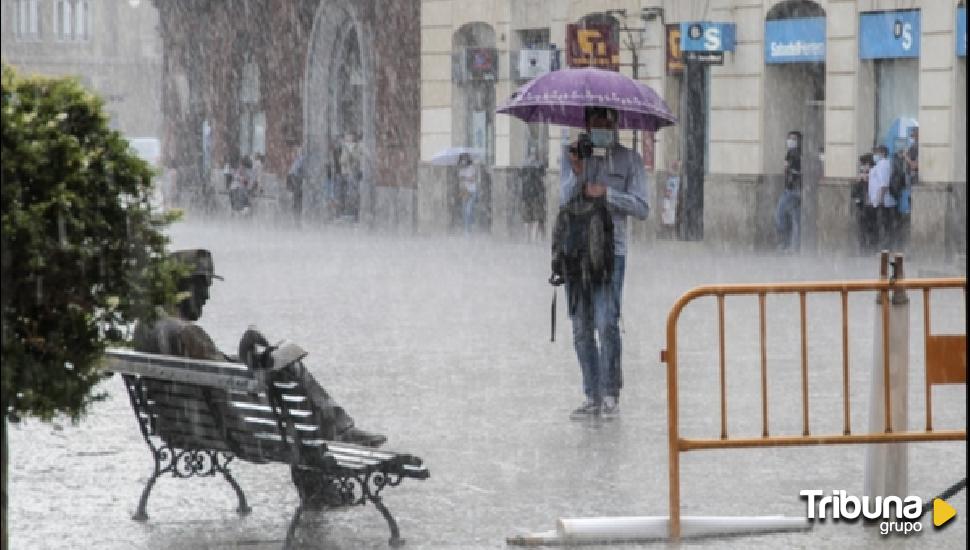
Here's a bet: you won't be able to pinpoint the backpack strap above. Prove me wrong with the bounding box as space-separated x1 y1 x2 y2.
551 288 557 343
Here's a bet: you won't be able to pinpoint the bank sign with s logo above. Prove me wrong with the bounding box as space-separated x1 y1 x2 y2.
680 22 736 53
859 10 921 59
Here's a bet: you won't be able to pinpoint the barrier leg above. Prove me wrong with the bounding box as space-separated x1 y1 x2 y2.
865 253 910 498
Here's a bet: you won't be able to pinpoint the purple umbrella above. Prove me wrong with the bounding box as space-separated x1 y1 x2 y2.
497 67 677 131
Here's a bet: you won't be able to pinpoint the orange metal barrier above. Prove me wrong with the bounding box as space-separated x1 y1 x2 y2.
660 257 966 539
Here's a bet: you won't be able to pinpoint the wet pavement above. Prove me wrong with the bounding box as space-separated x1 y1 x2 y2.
8 216 966 549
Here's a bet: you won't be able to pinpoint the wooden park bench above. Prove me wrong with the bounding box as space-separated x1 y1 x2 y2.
104 346 429 548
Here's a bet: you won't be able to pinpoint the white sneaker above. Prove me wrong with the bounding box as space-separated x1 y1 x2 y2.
601 396 619 418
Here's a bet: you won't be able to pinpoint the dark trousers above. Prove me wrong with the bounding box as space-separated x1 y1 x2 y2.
860 206 879 254
878 207 899 250
293 185 303 221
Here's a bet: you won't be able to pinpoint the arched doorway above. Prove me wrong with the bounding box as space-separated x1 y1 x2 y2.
764 0 826 251
305 0 375 223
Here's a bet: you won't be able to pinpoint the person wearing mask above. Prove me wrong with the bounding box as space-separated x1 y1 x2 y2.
775 131 802 252
868 145 895 249
853 153 876 253
892 138 912 249
457 153 479 234
561 106 648 420
134 249 387 508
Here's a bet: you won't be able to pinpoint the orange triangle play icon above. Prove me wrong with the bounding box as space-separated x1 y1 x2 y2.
933 498 956 527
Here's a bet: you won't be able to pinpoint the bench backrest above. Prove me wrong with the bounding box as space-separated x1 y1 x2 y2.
104 349 336 466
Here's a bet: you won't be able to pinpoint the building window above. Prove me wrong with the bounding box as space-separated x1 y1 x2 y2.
15 0 41 40
55 0 89 41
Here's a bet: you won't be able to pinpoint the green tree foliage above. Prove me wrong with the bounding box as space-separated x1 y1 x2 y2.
1 64 182 421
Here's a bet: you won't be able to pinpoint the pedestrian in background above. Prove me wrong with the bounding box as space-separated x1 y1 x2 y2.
287 147 305 226
853 153 875 253
892 139 912 249
522 144 546 242
904 126 919 187
457 153 478 234
339 132 361 221
775 130 802 252
868 145 895 249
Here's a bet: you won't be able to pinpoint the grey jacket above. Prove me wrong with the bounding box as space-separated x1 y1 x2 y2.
560 143 649 256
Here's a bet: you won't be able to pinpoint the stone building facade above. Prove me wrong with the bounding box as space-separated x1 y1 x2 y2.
419 0 966 260
1 0 162 138
155 0 419 228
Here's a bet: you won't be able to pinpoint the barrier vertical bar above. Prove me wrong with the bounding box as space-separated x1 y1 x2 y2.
759 292 768 437
841 290 851 435
924 288 932 431
718 294 727 439
666 307 681 540
800 291 809 436
881 288 892 432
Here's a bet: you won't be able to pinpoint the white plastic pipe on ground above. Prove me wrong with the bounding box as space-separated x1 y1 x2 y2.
506 515 811 545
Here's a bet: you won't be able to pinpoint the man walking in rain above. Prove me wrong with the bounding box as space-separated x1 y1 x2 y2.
133 249 386 507
561 107 648 420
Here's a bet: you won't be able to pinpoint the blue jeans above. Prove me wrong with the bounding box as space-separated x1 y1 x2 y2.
775 189 801 250
462 192 477 233
568 255 626 402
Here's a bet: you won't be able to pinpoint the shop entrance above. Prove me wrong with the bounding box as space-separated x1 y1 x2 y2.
764 1 826 252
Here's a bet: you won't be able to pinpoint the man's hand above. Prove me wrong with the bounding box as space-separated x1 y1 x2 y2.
238 327 270 370
569 151 583 175
584 182 607 198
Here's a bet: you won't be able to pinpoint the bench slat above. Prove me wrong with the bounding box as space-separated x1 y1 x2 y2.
105 349 259 392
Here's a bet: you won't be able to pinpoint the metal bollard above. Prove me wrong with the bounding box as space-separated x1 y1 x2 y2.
864 252 910 499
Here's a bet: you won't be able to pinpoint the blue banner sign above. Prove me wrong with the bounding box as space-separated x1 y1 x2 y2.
680 22 736 52
958 7 967 57
765 17 826 63
859 10 920 59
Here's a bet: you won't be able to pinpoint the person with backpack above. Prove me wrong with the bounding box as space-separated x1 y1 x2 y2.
893 134 915 249
555 106 648 420
868 144 895 250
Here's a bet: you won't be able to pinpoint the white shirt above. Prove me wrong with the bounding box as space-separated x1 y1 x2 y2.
458 165 477 193
868 157 895 208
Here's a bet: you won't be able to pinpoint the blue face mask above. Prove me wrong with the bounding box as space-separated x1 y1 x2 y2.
589 128 615 148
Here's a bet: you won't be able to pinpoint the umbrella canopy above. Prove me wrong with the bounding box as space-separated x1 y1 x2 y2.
497 68 677 131
429 146 486 166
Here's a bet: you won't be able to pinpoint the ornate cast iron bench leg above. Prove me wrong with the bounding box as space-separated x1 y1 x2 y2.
369 494 404 547
216 462 252 515
132 463 162 521
284 503 305 550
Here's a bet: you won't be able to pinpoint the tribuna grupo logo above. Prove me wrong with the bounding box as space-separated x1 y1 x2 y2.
800 490 957 535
